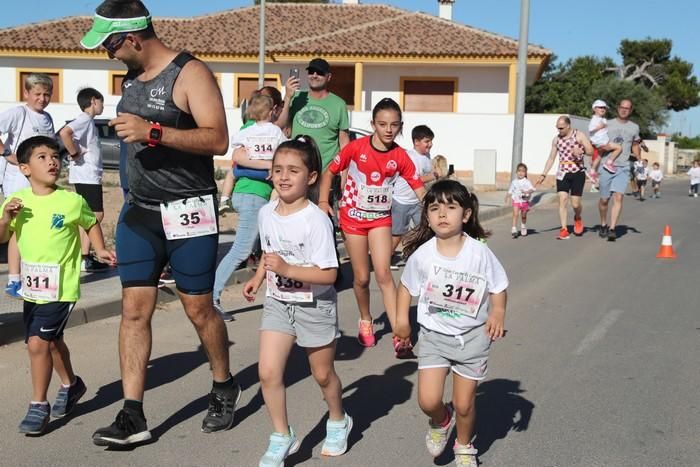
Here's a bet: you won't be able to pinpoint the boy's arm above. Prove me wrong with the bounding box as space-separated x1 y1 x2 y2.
85 222 116 265
231 146 272 170
0 197 23 243
59 126 81 159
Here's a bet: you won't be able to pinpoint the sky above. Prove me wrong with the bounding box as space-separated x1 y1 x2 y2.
2 0 699 135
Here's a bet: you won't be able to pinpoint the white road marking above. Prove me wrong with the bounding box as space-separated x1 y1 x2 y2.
573 309 624 356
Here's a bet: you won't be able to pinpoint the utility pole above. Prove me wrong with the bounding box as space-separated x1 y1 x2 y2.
511 0 530 180
258 0 266 88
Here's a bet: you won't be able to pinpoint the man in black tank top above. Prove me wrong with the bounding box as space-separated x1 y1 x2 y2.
81 0 240 447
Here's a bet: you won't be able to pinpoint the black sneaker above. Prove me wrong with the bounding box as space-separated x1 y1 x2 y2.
201 383 241 433
92 408 151 447
598 225 609 239
51 375 87 418
607 228 617 242
82 256 110 273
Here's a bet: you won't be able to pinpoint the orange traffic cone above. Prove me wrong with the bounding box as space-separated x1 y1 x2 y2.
656 225 677 259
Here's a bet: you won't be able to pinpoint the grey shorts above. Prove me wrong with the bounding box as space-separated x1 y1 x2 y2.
391 201 422 236
416 325 491 381
260 289 339 348
599 164 631 200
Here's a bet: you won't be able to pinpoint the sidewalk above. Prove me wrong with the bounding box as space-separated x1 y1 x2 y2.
0 188 557 345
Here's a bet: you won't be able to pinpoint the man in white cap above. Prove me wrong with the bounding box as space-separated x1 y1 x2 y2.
81 0 240 447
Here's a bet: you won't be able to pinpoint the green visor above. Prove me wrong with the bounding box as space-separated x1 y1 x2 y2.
80 14 151 50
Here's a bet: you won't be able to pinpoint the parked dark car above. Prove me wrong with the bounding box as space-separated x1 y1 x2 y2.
90 119 370 170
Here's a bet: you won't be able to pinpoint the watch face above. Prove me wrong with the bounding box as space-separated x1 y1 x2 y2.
149 128 161 140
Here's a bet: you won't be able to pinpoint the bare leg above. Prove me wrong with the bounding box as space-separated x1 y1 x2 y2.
391 235 402 252
571 195 582 220
344 234 372 322
367 227 398 330
50 339 76 386
511 206 518 230
27 337 53 402
609 192 624 230
8 233 20 276
179 291 231 382
221 171 235 199
418 367 450 423
258 330 296 434
307 342 344 421
452 373 478 446
598 196 610 226
119 287 157 401
557 192 570 230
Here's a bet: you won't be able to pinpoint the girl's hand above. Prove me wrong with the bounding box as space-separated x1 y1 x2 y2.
393 321 412 342
485 312 505 341
94 249 117 267
262 253 289 276
2 197 23 221
243 279 261 302
317 200 335 217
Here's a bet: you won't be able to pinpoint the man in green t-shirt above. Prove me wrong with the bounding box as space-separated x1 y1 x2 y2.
287 58 350 170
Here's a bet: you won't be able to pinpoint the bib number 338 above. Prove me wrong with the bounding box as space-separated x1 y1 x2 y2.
266 272 313 302
160 195 218 240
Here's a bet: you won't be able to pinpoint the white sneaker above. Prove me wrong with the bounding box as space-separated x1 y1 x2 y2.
453 442 478 467
259 428 300 467
425 404 455 457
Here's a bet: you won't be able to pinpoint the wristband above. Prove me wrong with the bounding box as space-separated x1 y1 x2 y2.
147 122 162 148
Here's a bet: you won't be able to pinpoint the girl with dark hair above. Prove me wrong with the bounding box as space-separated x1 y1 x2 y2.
395 179 508 467
318 98 425 354
244 135 352 465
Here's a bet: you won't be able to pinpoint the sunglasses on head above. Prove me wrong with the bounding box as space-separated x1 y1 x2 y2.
103 33 128 54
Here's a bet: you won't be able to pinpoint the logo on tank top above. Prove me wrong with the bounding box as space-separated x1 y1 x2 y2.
386 160 397 171
296 105 330 130
359 154 368 163
150 86 166 98
370 171 381 182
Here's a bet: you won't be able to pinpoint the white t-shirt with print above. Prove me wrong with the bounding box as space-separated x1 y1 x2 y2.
634 162 649 181
588 115 609 147
649 169 663 183
258 199 338 301
67 112 102 184
688 167 700 185
401 235 508 335
392 148 432 205
508 177 535 203
0 105 55 196
231 121 287 160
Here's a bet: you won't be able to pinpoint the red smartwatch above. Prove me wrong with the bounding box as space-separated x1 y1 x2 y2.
147 122 162 147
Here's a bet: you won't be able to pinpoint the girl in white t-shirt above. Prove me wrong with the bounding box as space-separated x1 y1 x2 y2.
395 180 508 467
688 160 700 197
588 99 622 178
505 163 535 238
243 136 352 465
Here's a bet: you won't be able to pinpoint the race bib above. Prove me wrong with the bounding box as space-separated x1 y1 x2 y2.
21 261 60 302
356 184 392 211
245 136 277 160
160 195 218 240
425 265 487 319
266 271 312 302
556 170 565 181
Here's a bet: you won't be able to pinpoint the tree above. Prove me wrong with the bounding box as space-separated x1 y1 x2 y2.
671 133 700 149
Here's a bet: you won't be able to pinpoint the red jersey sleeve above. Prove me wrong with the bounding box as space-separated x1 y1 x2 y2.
327 138 358 175
397 147 424 191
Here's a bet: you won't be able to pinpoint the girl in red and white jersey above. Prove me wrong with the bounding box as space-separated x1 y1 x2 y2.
318 98 425 353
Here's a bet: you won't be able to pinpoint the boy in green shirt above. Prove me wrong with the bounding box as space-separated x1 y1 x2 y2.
0 136 115 435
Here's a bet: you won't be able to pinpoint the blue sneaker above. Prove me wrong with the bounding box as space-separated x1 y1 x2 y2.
259 427 300 467
52 376 87 418
321 413 353 456
18 403 50 435
5 280 22 299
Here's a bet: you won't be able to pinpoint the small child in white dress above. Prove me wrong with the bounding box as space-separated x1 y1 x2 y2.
588 99 622 179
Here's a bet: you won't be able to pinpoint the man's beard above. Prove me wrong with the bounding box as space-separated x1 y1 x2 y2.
309 82 327 92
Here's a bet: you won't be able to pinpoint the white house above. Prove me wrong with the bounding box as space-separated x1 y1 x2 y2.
0 1 562 180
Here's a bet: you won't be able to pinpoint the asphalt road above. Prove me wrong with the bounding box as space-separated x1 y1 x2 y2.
0 179 697 467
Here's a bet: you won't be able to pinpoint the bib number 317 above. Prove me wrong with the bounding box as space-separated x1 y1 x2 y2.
160 195 218 240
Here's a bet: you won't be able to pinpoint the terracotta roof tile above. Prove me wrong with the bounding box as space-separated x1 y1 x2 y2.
0 4 551 59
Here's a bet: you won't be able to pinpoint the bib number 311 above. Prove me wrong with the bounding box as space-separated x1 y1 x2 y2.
160 195 218 240
21 261 60 302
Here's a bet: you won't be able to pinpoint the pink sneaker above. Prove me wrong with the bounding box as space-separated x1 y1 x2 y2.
603 159 617 174
358 320 376 347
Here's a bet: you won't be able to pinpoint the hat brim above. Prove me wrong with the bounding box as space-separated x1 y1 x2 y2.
80 29 110 50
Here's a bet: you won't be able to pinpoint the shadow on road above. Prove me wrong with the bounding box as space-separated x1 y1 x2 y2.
288 361 417 466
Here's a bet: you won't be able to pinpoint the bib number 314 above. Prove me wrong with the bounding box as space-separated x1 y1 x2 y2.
160 195 218 240
21 261 60 302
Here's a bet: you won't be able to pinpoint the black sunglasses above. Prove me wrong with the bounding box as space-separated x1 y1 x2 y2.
307 68 327 77
103 33 128 54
